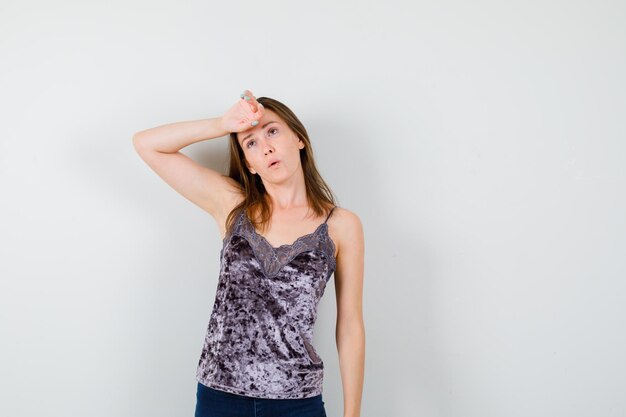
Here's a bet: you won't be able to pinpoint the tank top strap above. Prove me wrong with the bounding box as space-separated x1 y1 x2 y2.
237 209 247 229
323 206 337 224
226 209 246 238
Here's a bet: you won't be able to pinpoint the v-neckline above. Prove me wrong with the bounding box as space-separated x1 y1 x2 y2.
243 211 328 251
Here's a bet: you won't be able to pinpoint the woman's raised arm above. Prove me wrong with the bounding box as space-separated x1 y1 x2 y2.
132 91 264 233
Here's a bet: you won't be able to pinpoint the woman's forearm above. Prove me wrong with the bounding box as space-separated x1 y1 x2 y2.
132 117 229 154
337 320 366 417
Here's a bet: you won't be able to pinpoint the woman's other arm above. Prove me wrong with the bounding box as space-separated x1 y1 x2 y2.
334 208 366 417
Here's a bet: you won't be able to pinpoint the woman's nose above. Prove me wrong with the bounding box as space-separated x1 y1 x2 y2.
263 141 275 154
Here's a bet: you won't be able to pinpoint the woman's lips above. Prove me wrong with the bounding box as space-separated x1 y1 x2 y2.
268 160 280 168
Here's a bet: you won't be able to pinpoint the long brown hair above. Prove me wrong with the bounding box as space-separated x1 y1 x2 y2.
224 96 338 236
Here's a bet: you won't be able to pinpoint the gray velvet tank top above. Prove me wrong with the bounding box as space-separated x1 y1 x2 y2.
196 206 337 399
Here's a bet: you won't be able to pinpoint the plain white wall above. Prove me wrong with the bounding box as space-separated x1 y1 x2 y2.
1 1 624 416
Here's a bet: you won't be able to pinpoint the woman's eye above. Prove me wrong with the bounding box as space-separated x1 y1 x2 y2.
246 140 255 148
268 128 278 135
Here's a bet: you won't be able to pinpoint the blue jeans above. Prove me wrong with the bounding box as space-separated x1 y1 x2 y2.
194 382 327 417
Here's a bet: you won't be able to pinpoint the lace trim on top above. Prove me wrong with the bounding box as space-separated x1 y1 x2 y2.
224 207 337 279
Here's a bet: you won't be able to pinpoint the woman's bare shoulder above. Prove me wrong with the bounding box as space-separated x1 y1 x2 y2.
331 206 361 225
328 206 364 257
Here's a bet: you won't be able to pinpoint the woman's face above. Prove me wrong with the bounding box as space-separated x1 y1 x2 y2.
237 109 305 182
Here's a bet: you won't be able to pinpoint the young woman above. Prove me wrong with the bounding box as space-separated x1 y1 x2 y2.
133 90 365 417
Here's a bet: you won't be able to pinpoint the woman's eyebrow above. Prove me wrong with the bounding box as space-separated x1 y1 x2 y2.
240 121 278 144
